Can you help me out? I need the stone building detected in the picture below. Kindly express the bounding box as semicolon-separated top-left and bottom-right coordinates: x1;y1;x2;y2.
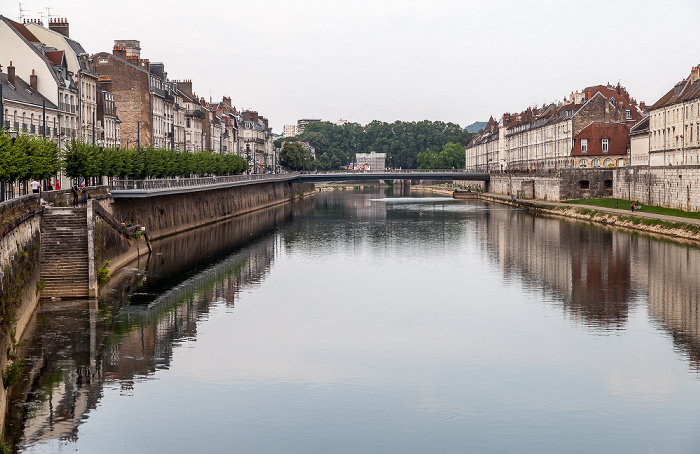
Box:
174;80;205;151
241;110;274;173
572;122;630;168
0;16;79;148
647;64;700;166
26;19;98;143
467;83;645;171
1;64;59;136
96;88;120;147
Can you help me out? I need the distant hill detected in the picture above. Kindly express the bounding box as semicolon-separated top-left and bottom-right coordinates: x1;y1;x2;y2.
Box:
465;121;487;133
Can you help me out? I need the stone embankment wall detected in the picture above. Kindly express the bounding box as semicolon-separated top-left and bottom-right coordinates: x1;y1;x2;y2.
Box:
0;194;43;433
92;202;151;279
614;166;700;211
103;181;313;240
488;170;614;201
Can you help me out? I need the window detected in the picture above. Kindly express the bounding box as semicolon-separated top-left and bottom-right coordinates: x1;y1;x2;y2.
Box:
592;158;600;167
602;139;609;153
625;109;631;120
581;138;588;153
579;158;588;168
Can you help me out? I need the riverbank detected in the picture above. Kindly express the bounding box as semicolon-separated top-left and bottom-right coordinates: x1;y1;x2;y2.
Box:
481;193;700;243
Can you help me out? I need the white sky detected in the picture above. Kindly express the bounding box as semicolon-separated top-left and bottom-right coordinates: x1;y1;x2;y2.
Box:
6;0;700;132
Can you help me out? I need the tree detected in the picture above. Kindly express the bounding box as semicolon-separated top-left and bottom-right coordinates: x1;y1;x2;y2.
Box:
280;142;305;170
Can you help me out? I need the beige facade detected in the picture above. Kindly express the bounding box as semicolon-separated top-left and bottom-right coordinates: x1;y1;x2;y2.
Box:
467;84;644;171
283;124;298;137
0;16;79;149
648;66;700;166
26;21;98;143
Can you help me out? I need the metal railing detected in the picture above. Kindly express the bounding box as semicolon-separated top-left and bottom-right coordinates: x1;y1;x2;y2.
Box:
109;174;292;191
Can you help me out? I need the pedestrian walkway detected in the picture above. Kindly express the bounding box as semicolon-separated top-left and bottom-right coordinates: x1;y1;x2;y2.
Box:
482;193;700;226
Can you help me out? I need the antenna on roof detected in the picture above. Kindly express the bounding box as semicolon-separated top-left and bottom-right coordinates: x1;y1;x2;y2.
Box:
45;6;54;22
18;2;26;21
210;90;212;104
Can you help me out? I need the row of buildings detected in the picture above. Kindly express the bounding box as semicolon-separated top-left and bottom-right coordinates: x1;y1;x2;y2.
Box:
0;16;277;173
466;83;646;171
468;65;700;172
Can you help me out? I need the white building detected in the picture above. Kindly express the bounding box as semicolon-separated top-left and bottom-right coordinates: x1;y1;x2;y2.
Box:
0;16;79;148
283;124;298;137
26;18;98;143
356;151;386;171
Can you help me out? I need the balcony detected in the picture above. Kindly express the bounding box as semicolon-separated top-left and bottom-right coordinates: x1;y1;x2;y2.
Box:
185;109;205;119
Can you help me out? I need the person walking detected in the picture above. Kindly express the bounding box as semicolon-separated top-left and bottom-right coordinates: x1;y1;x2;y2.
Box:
30;178;41;194
80;182;87;207
72;182;79;207
54;180;60;190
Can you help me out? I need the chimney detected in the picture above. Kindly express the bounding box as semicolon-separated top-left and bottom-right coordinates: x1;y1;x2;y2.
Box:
691;65;700;84
113;45;126;59
49;17;69;38
177;79;193;97
8;61;15;86
30;69;37;90
223;96;231;106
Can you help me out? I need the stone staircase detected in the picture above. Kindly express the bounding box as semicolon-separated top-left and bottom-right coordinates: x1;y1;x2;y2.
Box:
40;207;91;299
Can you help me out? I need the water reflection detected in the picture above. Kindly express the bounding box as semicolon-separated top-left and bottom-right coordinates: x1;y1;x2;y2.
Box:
8;189;700;453
6;199;312;450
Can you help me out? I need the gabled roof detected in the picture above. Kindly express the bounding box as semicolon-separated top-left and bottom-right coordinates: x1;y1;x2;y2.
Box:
0;72;58;109
4;17;40;43
44;50;65;66
650;76;700;110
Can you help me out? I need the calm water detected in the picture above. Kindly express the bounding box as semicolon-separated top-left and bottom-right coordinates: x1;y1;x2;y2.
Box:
8;188;700;453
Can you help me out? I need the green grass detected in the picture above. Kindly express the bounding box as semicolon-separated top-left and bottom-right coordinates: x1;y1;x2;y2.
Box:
566;198;700;220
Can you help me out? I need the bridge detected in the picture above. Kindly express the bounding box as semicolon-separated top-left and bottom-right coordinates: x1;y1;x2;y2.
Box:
109;171;490;198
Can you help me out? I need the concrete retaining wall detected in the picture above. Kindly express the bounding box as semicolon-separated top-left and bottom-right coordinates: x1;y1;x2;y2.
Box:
105;181;312;240
614;166;700;211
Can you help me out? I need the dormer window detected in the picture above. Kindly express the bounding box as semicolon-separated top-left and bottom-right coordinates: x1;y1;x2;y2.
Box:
602;139;609;153
581;139;588;153
625;109;631;120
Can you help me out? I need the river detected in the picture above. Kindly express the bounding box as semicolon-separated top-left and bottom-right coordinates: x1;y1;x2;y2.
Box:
6;187;700;453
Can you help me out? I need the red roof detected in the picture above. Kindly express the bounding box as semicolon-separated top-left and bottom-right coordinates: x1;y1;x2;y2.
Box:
44;50;65;66
572;122;630;156
5;17;40;43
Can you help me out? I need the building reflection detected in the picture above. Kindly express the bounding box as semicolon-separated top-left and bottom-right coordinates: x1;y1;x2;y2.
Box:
479;208;632;330
6;200;311;449
644;239;700;372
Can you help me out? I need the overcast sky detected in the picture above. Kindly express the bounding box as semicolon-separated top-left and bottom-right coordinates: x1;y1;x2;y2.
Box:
6;0;700;132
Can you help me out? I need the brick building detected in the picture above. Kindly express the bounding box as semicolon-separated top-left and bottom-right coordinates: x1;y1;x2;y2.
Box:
94;44;151;148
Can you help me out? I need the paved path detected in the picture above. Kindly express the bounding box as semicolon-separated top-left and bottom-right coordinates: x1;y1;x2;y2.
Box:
482;192;700;226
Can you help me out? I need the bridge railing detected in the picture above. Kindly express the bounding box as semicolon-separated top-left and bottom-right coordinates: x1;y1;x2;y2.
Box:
109;174;292;191
108;170;487;191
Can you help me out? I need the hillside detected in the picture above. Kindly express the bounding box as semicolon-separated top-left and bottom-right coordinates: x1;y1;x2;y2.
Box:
465;121;487;133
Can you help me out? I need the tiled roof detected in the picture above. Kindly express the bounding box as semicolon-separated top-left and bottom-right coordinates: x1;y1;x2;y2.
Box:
44;50;64;66
572;122;630;156
0;72;58;109
650;76;700;110
4;17;40;43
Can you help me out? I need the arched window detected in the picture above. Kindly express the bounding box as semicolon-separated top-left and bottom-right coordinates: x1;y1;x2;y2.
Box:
592;158;600;167
617;158;624;167
603;158;612;167
579;158;588;168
